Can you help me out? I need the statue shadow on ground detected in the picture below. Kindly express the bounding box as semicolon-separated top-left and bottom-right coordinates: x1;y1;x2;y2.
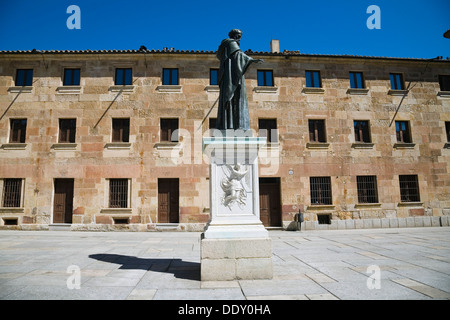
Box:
89;254;200;281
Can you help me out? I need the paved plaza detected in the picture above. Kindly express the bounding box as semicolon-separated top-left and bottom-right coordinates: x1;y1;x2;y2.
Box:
0;227;449;300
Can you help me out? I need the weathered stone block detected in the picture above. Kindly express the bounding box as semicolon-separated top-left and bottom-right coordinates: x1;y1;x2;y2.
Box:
200;237;272;281
236;258;273;280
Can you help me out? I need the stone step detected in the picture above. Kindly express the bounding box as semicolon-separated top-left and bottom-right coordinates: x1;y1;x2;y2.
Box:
155;223;179;231
49;224;72;231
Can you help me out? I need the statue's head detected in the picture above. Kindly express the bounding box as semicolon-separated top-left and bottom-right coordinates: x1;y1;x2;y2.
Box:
228;29;242;40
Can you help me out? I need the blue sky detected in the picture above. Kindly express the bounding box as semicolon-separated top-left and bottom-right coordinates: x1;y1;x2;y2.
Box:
0;0;449;59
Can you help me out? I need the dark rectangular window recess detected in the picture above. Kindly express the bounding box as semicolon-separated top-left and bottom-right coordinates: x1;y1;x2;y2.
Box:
317;214;331;225
113;218;129;225
3;218;18;226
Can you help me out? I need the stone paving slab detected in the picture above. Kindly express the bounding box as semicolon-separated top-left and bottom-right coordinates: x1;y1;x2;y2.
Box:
0;227;449;300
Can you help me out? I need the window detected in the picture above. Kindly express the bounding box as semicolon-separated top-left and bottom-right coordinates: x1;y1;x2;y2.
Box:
2;179;22;208
399;175;420;202
162;68;179;85
209;118;217;130
390;73;404;90
354;120;371;143
257;70;274;86
395;121;412;143
357;176;379;203
310;177;332;205
349;72;365;89
112;118;130;143
305;70;321;88
258;119;277;143
115;68;132;85
15;69;33;86
109;179;128;208
439;75;450;91
63;68;80;86
308;119;326;143
446;122;450;142
160;118;178;142
210;69;219;86
59;119;76;143
317;214;331;225
9;119;27;143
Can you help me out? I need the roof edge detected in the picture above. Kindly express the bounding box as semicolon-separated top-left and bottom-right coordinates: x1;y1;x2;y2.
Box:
0;49;449;63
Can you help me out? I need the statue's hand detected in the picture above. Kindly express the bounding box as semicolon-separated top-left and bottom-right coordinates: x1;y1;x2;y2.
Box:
255;59;264;63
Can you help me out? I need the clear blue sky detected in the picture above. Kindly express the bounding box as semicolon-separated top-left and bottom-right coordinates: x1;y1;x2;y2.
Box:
0;0;449;59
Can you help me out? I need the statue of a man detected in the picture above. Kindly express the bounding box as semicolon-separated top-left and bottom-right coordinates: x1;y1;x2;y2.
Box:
216;29;263;131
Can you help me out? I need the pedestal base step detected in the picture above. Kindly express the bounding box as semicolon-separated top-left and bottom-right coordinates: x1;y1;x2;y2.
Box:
200;237;273;281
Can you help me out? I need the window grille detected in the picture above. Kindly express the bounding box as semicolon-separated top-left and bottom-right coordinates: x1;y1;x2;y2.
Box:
310;177;332;205
357;176;379;203
3;179;22;207
399;175;420;202
109;179;128;208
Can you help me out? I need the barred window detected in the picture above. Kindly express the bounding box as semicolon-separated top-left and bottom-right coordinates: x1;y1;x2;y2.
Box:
310;177;332;205
399;175;420;202
109;179;128;208
2;179;22;208
357;176;379;203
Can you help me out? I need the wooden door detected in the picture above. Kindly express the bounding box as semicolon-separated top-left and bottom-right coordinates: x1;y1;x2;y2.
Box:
158;178;179;223
53;179;74;223
259;178;281;227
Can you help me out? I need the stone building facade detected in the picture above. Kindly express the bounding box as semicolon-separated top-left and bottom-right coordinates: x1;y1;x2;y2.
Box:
0;45;449;231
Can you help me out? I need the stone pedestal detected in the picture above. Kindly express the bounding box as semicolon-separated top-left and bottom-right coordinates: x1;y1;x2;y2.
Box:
201;134;273;280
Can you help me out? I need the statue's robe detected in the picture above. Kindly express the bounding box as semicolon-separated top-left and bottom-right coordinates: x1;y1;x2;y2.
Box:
216;38;254;130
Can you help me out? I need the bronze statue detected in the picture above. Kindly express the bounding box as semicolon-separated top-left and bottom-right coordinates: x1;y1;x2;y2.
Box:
216;29;263;131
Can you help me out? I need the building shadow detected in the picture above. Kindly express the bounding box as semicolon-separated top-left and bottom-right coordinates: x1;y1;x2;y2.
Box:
89;254;200;281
